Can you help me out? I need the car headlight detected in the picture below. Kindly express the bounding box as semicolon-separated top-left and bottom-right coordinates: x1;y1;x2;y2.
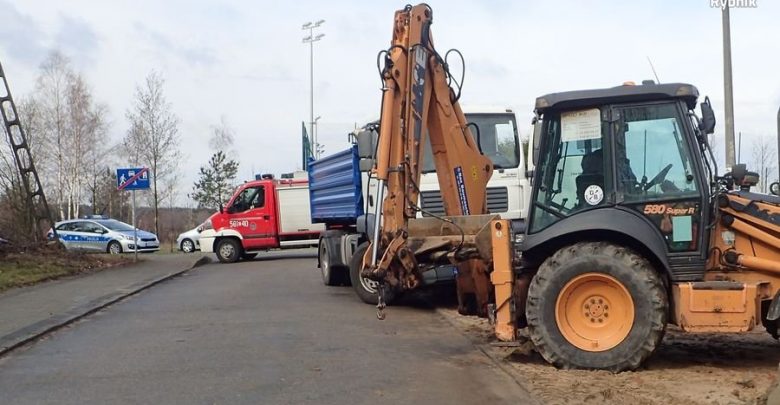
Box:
120;234;136;241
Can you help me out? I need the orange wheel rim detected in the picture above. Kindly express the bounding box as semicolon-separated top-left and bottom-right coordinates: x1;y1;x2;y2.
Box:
555;273;634;352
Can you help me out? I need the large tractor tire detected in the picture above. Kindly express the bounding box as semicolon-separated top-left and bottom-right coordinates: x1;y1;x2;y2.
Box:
526;241;667;372
349;242;395;305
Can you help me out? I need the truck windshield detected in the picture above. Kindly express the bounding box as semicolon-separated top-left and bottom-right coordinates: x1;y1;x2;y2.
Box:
422;113;520;172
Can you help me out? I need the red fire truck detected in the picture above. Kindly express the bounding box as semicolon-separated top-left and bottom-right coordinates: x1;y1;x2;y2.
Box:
199;175;323;263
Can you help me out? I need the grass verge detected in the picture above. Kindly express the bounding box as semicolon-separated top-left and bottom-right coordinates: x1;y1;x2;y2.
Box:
0;247;131;292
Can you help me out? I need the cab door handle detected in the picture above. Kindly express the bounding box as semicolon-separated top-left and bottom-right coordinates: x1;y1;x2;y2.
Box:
263;215;270;220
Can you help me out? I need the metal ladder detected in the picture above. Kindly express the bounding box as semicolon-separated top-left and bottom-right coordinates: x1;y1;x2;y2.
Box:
0;60;58;242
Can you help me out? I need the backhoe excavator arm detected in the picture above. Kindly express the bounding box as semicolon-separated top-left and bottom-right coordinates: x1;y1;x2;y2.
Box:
362;4;497;315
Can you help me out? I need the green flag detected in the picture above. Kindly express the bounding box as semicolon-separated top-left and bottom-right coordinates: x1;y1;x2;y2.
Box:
302;122;313;170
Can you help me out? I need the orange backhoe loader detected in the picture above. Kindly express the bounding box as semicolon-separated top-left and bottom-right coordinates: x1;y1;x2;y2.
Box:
360;3;780;372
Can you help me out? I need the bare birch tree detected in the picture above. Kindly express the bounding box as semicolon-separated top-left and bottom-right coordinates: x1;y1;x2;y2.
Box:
124;71;181;235
209;115;236;157
23;51;110;220
750;135;778;193
34;51;73;219
62;74;109;218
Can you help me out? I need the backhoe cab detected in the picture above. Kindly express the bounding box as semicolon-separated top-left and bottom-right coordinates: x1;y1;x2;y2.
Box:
508;81;780;371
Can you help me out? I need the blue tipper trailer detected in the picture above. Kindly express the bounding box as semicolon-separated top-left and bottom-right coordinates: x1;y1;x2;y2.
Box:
308;144;455;302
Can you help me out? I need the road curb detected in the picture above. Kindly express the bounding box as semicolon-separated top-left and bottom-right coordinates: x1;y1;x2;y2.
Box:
434;307;541;404
0;256;213;358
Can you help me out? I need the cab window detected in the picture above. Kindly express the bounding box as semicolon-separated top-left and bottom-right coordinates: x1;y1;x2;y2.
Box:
232;186;265;213
422;113;520;172
530;108;608;232
615;103;698;201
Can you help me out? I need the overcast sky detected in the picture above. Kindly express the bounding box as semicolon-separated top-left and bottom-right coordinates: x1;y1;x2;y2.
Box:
1;0;778;205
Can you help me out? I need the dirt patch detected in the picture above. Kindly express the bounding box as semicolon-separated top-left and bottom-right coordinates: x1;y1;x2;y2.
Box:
0;245;131;292
440;308;780;405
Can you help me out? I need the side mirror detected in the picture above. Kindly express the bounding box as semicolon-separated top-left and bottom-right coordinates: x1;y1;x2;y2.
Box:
359;158;375;172
771;182;780;196
731;163;747;180
356;129;377;159
531;116;542;166
699;97;716;135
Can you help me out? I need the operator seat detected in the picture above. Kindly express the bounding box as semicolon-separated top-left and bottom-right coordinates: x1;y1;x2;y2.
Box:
576;148;604;208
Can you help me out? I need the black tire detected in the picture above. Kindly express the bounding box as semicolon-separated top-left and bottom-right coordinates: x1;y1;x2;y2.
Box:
349;242;395;305
319;240;347;286
107;241;123;255
215;238;242;263
241;252;258;260
761;301;779;339
526;241;667;372
180;238;195;253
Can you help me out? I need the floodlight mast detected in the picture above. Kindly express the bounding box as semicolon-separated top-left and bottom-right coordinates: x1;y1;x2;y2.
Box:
302;20;325;158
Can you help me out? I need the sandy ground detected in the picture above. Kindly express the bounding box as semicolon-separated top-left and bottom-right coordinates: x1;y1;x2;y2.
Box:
440;309;780;405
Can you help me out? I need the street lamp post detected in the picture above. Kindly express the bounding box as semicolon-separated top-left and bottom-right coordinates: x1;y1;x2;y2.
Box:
722;5;736;170
314;116;322;158
302;20;325;159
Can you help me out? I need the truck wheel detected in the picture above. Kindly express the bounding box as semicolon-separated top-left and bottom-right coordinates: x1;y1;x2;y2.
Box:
215;238;242;263
319;241;346;286
349;242;395;305
526;241;667;372
761;301;779;339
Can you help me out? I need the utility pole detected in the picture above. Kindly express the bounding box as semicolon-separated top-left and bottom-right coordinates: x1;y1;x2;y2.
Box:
302;20;325;159
777;105;780;183
722;5;736;170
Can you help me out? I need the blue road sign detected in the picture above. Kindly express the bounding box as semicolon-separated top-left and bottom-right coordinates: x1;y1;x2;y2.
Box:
117;167;150;191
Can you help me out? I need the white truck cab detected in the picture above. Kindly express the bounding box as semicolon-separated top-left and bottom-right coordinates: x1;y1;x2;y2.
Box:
417;107;530;231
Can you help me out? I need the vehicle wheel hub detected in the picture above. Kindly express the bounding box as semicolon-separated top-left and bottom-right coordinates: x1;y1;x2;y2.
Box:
220;244;234;258
360;276;378;293
555;273;634;352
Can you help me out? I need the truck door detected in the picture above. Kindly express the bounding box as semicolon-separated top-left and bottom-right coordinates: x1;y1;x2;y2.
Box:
227;184;276;249
612;102;707;262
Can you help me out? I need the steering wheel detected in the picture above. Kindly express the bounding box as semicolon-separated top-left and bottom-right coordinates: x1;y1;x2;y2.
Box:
644;164;673;191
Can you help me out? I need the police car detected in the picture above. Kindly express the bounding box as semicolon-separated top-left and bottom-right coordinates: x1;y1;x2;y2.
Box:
48;216;160;254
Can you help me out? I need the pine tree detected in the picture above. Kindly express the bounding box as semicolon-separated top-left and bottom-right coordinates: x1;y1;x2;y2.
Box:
189;151;239;209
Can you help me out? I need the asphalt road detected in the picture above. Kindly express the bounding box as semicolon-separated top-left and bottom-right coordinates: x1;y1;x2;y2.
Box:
0;250;530;404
